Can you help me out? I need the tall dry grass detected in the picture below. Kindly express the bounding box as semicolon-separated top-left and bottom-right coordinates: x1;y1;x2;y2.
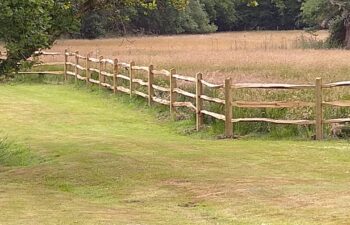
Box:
46;30;350;85
4;30;347;85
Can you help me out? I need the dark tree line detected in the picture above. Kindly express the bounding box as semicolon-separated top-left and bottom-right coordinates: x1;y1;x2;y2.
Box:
79;0;303;38
78;0;350;48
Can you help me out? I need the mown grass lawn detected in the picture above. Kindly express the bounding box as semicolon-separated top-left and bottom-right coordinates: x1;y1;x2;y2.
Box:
1;84;350;225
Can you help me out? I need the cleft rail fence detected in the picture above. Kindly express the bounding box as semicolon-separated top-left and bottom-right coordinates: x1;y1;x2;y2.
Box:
9;50;350;140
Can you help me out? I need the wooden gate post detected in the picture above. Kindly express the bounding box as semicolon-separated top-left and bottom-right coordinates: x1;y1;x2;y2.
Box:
129;61;135;97
170;68;177;116
196;73;203;131
86;53;91;86
64;49;68;82
225;78;233;138
315;77;323;140
148;65;154;106
74;51;79;84
113;59;118;94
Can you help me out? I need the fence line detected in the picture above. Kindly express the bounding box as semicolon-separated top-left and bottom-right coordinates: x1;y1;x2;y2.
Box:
10;50;350;140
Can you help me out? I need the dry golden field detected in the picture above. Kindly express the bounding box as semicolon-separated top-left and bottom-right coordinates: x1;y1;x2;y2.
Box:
44;30;350;86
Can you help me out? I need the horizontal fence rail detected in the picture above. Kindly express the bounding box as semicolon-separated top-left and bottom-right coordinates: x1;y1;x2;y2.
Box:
10;50;350;140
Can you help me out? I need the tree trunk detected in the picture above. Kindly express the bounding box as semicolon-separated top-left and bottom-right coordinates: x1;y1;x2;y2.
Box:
345;20;350;49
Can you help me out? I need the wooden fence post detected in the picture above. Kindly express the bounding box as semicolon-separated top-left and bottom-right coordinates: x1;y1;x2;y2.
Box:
225;78;233;138
64;49;68;82
86;53;91;86
148;65;154;106
103;61;107;84
99;56;103;89
170;68;177;116
113;59;118;94
129;61;135;97
315;77;323;140
196;73;203;131
74;51;79;84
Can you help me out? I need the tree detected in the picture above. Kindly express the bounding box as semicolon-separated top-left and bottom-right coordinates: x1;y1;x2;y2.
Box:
0;0;189;76
201;0;237;31
302;0;350;48
122;0;215;35
80;12;106;39
0;0;75;75
232;0;302;31
234;0;281;30
179;0;217;33
273;0;303;29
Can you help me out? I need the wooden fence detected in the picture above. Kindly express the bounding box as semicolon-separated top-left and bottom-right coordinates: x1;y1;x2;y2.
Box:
11;50;350;140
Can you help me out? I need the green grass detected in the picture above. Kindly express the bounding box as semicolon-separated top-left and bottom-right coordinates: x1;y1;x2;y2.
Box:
0;136;42;166
1;83;350;224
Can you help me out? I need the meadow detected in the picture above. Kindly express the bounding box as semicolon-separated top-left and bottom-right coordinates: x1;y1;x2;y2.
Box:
1;84;350;225
44;30;345;84
30;30;350;138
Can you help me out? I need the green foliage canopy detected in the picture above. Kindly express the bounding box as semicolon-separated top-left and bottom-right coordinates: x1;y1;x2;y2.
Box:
302;0;350;47
0;0;75;75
